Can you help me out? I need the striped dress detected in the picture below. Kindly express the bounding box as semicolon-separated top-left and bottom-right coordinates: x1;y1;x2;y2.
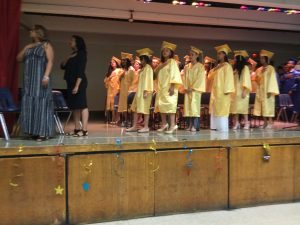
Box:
20;43;54;137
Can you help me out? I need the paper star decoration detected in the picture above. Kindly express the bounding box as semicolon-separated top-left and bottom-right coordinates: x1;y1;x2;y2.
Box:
54;185;64;195
82;182;90;191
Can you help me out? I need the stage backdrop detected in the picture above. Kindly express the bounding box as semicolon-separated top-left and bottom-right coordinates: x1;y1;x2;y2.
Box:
0;0;21;132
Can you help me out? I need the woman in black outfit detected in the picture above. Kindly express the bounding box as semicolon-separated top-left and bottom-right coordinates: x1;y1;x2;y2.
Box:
61;35;89;136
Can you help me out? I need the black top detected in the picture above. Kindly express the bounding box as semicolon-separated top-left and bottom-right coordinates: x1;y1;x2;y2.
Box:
61;51;87;90
61;50;88;110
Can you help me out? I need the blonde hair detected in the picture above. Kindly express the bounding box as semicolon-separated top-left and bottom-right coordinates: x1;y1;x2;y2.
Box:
32;24;48;42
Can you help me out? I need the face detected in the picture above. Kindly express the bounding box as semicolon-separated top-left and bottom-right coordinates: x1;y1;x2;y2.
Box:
121;58;127;67
152;59;159;68
259;56;267;65
217;51;225;61
29;26;38;39
162;48;172;59
287;61;295;68
111;60;117;69
69;37;76;50
140;58;147;67
189;50;198;62
134;61;140;70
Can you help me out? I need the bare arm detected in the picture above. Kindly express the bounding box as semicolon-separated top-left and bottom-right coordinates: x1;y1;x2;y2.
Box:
42;43;54;87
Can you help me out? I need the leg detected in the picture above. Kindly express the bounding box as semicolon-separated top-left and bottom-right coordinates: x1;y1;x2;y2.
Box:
161;113;167;126
126;112;138;132
243;114;250;129
73;109;81;130
232;114;238;129
169;113;176;128
143;114;149;129
81;108;89;131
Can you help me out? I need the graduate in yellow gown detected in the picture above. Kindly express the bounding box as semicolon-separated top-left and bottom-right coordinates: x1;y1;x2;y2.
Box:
183;46;206;132
204;56;216;92
230;50;252;130
209;44;235;132
154;41;182;134
253;50;279;129
248;58;258;93
118;52;135;126
179;55;191;94
104;56;122;123
126;48;154;133
151;56;160;93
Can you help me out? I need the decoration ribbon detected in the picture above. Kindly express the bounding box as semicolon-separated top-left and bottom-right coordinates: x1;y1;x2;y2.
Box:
149;139;159;172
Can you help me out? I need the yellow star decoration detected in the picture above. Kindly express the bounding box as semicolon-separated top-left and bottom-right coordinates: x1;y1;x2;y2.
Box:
54;185;64;195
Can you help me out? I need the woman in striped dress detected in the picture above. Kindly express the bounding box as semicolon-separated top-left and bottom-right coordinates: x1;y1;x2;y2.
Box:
17;25;55;141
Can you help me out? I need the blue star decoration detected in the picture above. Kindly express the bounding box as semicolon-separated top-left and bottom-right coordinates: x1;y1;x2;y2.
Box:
82;182;90;192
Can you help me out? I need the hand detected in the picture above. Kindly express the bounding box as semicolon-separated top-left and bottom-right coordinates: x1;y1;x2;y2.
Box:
267;93;272;98
186;88;193;94
143;91;148;99
242;90;247;99
42;76;49;87
169;87;174;96
72;86;79;95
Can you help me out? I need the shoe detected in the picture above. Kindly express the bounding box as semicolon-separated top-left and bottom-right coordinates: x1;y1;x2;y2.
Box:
65;129;81;136
265;124;273;129
36;136;49;142
232;123;240;130
74;130;88;137
138;127;149;133
157;124;169;132
243;123;250;130
190;127;197;132
165;125;178;134
185;127;191;131
126;127;138;132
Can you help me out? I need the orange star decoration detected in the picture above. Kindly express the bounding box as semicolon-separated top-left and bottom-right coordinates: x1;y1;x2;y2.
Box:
54;185;64;195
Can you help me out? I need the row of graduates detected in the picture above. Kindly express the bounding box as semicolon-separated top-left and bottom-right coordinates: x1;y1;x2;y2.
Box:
104;41;279;133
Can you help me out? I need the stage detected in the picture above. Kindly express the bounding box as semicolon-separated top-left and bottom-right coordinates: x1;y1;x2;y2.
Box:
0;122;300;225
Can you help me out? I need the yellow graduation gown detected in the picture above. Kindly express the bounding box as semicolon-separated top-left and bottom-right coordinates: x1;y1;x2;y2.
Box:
155;59;182;113
253;65;279;117
118;68;135;112
230;66;252;114
128;70;139;93
178;67;187;94
104;68;122;111
209;62;235;117
183;62;206;117
131;64;153;114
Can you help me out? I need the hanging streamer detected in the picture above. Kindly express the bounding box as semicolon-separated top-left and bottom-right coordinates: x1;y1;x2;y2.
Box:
149;139;159;172
262;143;271;162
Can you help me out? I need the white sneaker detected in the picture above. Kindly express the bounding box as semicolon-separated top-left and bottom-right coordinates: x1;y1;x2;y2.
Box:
165;125;178;134
157;124;169;132
138;127;149;133
126;127;138;132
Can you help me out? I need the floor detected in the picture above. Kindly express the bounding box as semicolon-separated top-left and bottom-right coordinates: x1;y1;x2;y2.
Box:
1;121;300;148
90;202;300;225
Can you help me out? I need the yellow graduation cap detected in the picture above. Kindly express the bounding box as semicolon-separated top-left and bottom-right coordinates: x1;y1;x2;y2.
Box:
234;50;249;58
161;41;177;51
184;55;191;62
204;56;216;63
136;48;154;57
121;52;133;60
190;46;203;55
214;44;232;55
111;56;121;65
260;49;274;59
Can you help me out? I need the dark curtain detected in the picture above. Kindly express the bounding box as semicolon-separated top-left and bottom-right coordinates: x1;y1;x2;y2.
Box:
0;0;21;133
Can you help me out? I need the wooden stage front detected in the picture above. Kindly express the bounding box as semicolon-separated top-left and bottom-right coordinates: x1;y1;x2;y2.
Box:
0;123;300;225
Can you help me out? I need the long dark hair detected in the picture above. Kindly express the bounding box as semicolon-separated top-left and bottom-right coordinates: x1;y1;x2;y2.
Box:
122;58;132;70
106;59;121;77
217;51;229;64
234;55;247;79
161;49;175;63
72;35;86;53
140;55;152;66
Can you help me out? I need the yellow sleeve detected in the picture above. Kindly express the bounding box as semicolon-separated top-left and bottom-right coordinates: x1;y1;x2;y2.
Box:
142;65;154;92
191;64;206;93
266;66;279;95
127;69;135;86
241;66;252;92
223;63;235;94
169;59;182;88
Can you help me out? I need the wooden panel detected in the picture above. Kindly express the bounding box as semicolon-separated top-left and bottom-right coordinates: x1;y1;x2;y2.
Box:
230;145;297;208
0;156;66;225
155;148;228;214
294;148;300;200
68;152;154;224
